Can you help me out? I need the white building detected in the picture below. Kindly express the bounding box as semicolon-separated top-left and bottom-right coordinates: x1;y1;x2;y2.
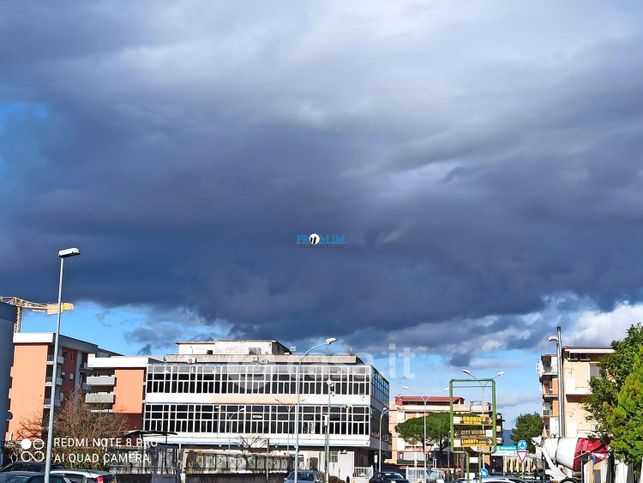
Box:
141;340;390;480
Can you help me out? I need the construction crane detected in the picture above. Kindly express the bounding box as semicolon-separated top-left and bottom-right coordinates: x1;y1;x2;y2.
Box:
0;296;74;332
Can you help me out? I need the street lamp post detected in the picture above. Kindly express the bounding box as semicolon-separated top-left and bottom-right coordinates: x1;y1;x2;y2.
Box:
227;407;247;450
325;379;335;483
44;248;81;483
294;338;336;483
402;386;449;482
274;398;295;454
548;327;565;437
378;407;390;473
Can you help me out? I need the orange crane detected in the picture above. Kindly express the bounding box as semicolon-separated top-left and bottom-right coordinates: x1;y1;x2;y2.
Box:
0;296;74;332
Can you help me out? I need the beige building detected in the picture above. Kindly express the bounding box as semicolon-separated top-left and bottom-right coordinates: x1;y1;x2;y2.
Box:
537;346;613;438
388;396;503;467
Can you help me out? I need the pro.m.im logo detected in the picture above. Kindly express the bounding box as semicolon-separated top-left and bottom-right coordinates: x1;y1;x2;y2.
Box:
296;233;346;247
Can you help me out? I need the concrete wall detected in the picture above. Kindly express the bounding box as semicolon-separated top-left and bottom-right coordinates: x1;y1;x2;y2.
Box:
0;304;16;444
7;343;49;439
114;367;145;429
186;474;288;483
178;341;279;356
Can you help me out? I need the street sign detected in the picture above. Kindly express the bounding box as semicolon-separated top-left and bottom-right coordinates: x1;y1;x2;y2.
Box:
455;429;489;436
492;445;517;457
517;450;529;462
458;437;494;447
452;411;495;451
449;378;498;455
517;440;528;451
480;468;489;478
453;415;493;425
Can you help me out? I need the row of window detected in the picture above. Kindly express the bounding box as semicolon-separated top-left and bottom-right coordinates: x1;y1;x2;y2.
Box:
145;364;382;399
372;369;389;405
143;403;373;436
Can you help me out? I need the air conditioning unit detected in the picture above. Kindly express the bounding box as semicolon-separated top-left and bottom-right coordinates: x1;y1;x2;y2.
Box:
251;355;259;362
188;357;197;364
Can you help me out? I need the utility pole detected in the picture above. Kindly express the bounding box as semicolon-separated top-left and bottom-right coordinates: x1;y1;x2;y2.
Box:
266;438;270;483
556;326;565;437
325;379;335;483
548;327;565;437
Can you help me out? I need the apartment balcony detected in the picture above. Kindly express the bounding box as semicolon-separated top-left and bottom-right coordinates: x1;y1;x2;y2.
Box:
45;376;63;386
86;375;116;386
543;390;557;398
537;361;557;378
566;387;591;396
565;380;591;396
46;355;64;365
542;408;555;417
85;392;115;404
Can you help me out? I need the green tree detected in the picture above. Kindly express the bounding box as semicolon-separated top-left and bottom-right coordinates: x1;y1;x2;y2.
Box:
511;413;543;452
606;347;643;465
583;324;643;438
396;413;451;458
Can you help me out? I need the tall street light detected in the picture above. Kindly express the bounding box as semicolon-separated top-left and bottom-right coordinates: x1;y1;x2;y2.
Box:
294;338;336;483
378;407;390;473
274;398;297;454
324;379;336;483
44;247;81;483
548;326;565;437
401;386;449;482
226;406;247;450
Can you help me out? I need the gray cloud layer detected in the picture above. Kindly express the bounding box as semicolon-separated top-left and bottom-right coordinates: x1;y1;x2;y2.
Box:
2;1;643;356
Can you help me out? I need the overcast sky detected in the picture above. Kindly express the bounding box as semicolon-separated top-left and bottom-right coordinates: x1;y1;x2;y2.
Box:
3;1;643;424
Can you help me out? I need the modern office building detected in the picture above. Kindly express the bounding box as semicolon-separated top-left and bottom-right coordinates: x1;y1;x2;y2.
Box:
537;346;613;437
88;339;391;480
389;395;503;467
6;332;116;440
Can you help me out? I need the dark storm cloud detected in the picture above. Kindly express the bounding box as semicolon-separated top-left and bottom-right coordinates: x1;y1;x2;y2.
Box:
2;1;643;356
448;353;472;368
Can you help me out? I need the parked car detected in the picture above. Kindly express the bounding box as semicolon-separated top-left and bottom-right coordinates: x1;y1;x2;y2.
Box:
464;479;516;483
0;472;72;483
51;469;116;483
1;463;64;473
284;471;323;483
503;478;529;483
369;471;409;483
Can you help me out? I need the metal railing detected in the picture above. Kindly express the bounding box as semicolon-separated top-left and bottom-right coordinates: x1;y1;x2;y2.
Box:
183;450;291;474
